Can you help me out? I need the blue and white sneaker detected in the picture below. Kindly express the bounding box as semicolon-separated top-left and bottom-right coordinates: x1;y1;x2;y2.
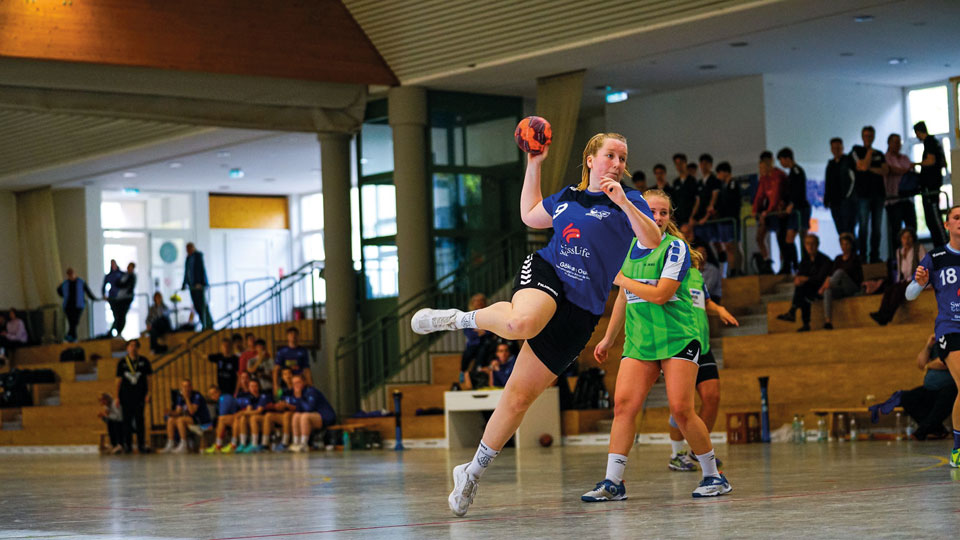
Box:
668;451;698;472
448;463;479;517
581;479;627;502
235;444;251;454
692;474;733;498
272;443;288;452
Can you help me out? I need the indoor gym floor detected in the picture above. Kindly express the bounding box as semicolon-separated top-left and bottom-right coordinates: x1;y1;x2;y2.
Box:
0;442;957;539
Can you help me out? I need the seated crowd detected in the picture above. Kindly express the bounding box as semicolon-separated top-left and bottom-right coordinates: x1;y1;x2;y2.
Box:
99;326;335;454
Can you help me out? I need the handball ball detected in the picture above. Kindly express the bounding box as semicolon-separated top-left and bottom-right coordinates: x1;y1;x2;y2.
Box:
515;116;552;155
539;433;553;447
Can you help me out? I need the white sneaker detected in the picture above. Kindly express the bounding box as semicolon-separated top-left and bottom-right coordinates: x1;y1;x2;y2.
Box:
188;424;205;437
172;442;188;454
411;308;461;335
289;443;305;453
158;442;175;454
448;463;479;517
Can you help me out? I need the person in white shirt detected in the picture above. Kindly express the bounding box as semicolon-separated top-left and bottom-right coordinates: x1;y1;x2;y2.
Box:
0;308;29;359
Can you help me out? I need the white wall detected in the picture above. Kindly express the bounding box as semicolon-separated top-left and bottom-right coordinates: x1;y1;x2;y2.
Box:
0;191;24;308
606;75;767;177
763;74;904;179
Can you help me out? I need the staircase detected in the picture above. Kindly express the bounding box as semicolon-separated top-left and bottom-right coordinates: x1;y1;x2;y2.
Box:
336;229;548;412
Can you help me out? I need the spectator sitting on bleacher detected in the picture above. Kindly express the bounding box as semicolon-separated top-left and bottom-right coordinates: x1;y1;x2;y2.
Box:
97;392;124;455
818;232;863;330
204;383;240;453
693;242;723;304
236;378;272;453
245;338;272;394
208;338;239;395
460;293;498;389
870;228;926;326
274;327;311;389
159;378;210;454
776;234;833;332
289;374;336;453
486;341;517;388
262;367;297;451
145;292;172;355
0;308;28;355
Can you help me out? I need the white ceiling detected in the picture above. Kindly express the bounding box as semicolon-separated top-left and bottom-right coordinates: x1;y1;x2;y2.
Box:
4;0;958;195
55;130;329;195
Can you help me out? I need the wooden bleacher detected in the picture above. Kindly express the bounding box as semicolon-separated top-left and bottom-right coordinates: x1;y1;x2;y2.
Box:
0;319;320;447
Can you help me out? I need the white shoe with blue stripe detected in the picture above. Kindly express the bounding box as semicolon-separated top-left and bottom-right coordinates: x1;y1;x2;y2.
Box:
692;473;732;498
581;479;627;502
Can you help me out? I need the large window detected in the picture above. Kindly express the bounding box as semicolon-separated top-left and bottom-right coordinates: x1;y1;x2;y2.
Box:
905;83;958;240
357;101;399;299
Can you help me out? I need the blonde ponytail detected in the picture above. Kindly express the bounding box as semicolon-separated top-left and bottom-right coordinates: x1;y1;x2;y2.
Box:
644;189;704;269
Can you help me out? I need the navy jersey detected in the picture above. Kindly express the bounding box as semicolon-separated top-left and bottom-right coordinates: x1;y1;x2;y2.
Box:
275;346;310;374
173;390;211;424
235;391;254;410
538;186;654;315
279;388;297;406
918;245;960;338
247;392;272;411
218;394;238;416
294;386;336;424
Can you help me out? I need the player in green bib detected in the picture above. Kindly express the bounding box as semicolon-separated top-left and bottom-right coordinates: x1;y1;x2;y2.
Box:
667;248;739;472
583;189;733;502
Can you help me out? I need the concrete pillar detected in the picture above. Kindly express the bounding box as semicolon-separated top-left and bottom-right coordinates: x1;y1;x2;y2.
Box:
317;131;357;415
389;86;432;304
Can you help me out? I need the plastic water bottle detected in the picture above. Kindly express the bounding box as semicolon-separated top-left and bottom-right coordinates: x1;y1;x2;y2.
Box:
342;429;350;452
895;411;903;441
792;415;801;443
905;419;915;439
849;417;858;441
836;413;846;441
799;417;806;443
817;416;828;442
602;391;610;409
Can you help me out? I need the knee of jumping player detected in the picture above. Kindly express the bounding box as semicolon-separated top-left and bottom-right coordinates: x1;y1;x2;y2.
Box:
503;314;540;339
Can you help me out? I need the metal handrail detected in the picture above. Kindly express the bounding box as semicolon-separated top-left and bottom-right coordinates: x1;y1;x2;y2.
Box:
241;277;278;326
335;229;547;409
147;260;324;428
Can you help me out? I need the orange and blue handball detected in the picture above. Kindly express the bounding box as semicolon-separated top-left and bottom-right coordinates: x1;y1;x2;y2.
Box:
514;116;552;155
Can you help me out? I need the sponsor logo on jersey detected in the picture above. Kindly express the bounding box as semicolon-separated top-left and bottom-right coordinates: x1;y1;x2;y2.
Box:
553;203;569;219
586;208;612;220
559;244;591;258
562;223;581;243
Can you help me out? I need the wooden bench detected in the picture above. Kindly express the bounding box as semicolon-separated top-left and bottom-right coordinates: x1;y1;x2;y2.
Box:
97;428;166;453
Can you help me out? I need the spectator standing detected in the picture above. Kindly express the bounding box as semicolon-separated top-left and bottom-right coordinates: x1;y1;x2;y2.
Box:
776;234;833;332
208;338;239;395
693;154;721;225
851;126;888;263
884;134;918;257
913;121;948;247
824;137;857;235
714;162;742;276
274;327;311;389
870;228;926;326
115;340;152;453
102;260;124;336
777;148;810;273
145;292;172;355
111;262;136;338
58;268;97;342
671;153;699;225
245;338;272;394
751;160;782;274
630;170;647;191
237;333;257;375
182;243;213;330
818;233;863;330
651;163;672;196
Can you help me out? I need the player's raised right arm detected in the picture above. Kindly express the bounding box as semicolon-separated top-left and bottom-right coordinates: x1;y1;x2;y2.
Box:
520;148;553;229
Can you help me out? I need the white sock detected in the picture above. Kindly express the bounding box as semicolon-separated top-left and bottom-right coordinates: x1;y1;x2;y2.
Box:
670;440;685;457
605;453;628;483
216;437;223;447
231;437;237;446
240;434;248;446
455;310;477;329
297;435;306;445
697;449;719;478
282;433;290;445
465;440;499;479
